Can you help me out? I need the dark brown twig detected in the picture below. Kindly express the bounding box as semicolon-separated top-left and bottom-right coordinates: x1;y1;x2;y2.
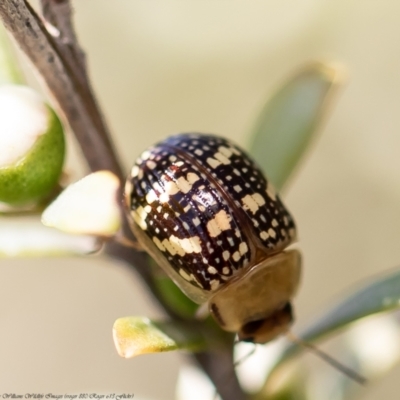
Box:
0;2;246;399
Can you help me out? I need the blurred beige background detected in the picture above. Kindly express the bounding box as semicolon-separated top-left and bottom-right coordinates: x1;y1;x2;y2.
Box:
1;1;400;399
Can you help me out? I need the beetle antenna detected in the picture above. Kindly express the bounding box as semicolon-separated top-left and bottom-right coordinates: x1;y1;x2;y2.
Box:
286;332;367;385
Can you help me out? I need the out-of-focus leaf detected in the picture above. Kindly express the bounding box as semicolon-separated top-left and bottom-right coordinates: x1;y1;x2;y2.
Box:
263;267;400;392
154;274;199;318
254;373;308;400
0;24;24;85
248;61;344;191
113;316;208;358
150;253;198;318
0;219;99;257
42;171;121;237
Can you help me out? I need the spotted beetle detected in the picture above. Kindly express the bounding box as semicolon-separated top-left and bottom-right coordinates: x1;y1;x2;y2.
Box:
124;133;301;343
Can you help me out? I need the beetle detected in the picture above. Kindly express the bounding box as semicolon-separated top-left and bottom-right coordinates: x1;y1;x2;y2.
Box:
124;133;301;344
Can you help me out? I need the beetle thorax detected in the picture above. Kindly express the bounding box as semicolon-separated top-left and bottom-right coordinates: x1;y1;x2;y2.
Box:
209;250;301;343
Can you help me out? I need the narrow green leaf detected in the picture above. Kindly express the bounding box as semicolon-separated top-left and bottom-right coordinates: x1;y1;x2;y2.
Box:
113;317;208;358
264;267;400;387
297;268;400;344
248;61;343;191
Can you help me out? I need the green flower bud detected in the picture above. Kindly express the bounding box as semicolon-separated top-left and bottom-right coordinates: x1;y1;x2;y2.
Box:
0;85;65;205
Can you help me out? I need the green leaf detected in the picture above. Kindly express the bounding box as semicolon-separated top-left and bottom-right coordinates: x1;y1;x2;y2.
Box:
264;267;400;388
248;61;343;191
113;316;208;358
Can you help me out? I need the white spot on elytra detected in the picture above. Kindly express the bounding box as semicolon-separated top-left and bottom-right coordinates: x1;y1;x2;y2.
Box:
147;160;156;169
232;251;240;261
214;152;231;165
206;210;232;237
218;146;233;158
183;222;190;230
131;165;139;177
222;267;230;275
195;149;203;156
179;269;203;288
153;182;162;192
208;266;218;274
260;231;269;240
193;217;201;226
176;173;200;194
241;193;266;214
132;206;148;230
239;242;248;255
140;150;151;160
233;185;242;193
153;236;165;251
272;219;278;227
159;235;202;257
159;180;179;203
207;157;222;169
210;280;220;290
268;228;276;238
187;172;199;183
223;251;230;261
146;189;158;204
